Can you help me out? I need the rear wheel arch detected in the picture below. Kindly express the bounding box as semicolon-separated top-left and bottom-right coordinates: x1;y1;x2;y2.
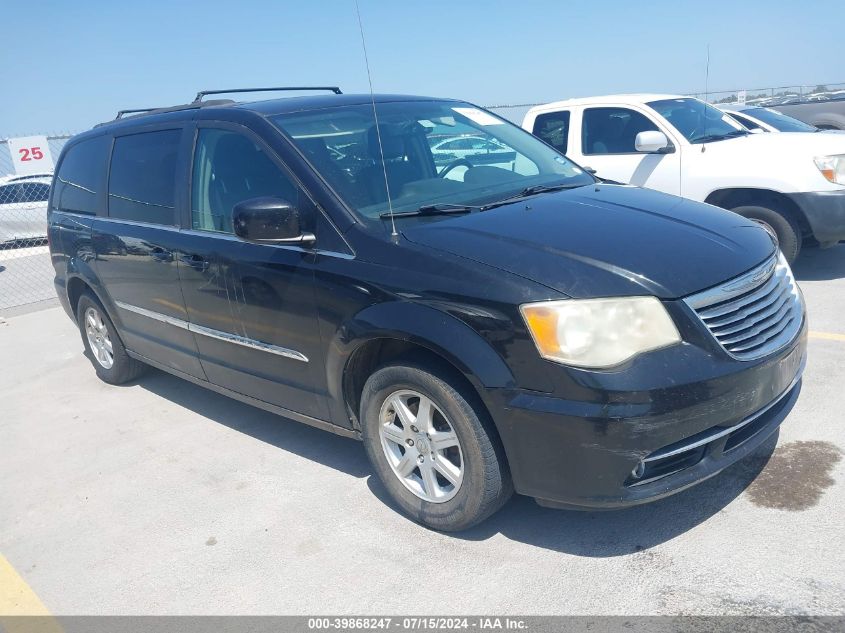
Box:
66;276;91;317
66;276;125;338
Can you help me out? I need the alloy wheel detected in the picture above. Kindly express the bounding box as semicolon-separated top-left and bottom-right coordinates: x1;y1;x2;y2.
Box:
84;306;114;369
378;389;464;503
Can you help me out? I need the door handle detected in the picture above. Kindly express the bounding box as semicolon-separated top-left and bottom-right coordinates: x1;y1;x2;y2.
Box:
150;246;173;262
179;253;210;272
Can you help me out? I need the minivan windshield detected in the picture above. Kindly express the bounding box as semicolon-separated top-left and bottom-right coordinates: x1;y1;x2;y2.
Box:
648;97;748;144
271;100;594;224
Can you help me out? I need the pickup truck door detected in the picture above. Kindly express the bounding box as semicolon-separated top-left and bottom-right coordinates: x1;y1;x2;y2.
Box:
570;105;682;196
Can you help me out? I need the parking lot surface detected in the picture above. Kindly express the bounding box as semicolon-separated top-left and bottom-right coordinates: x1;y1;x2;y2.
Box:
0;244;55;311
1;246;844;615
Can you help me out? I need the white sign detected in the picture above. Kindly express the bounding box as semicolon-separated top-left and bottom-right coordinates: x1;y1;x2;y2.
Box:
8;135;54;176
737;90;747;105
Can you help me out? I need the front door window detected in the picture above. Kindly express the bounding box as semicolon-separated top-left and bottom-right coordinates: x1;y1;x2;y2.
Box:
191;129;299;234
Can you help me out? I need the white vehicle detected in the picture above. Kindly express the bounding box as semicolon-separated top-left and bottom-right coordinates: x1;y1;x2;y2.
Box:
717;104;821;134
0;173;52;245
523;94;845;261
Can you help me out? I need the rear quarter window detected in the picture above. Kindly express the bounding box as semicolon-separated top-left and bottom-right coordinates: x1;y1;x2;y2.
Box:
108;130;181;225
532;111;571;154
53;136;110;215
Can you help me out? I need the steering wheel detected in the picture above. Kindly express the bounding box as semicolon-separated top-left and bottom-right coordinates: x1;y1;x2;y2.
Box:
438;158;474;178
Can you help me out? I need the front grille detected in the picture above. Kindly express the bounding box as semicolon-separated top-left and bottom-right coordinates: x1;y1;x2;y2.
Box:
684;254;803;361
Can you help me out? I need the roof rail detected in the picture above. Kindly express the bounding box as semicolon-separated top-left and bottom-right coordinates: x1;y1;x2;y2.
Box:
106;99;235;125
115;108;158;119
193;86;342;102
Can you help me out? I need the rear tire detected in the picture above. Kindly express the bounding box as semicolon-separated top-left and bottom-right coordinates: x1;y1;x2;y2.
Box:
360;362;512;531
731;204;801;264
77;292;146;385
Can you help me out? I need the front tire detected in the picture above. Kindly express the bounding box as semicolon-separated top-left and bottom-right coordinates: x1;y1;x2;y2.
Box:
77;292;146;385
360;362;512;531
731;204;801;264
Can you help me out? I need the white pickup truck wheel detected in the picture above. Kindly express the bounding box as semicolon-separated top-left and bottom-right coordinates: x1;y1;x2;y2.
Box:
731;205;801;264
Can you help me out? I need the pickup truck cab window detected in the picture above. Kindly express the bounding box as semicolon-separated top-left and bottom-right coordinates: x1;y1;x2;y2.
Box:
532;110;571;154
582;107;659;155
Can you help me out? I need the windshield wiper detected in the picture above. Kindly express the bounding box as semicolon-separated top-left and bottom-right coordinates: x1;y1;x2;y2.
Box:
480;182;587;210
377;183;587;219
379;203;477;219
694;129;749;143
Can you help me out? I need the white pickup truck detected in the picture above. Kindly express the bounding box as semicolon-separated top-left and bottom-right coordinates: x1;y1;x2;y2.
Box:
522;94;845;262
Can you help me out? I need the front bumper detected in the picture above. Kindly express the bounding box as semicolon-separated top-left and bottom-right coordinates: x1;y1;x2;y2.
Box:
789;189;845;245
484;319;807;509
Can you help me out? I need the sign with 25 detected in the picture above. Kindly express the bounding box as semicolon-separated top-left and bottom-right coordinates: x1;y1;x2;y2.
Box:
8;135;54;176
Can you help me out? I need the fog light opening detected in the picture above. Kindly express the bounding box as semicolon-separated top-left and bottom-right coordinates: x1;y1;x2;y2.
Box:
631;460;646;480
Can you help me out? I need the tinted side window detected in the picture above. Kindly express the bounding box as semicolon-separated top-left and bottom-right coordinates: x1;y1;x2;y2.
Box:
19;182;50;203
0;184;21;204
191;129;298;234
54;136;110;214
533;111;570;154
109;130;181;225
582;107;658;155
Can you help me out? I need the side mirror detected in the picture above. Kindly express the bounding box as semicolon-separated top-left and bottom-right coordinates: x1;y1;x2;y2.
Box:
232;197;315;247
635;130;672;154
749;128;767;134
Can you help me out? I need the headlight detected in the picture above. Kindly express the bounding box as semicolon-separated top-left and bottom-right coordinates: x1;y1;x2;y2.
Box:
520;297;681;368
814;154;845;185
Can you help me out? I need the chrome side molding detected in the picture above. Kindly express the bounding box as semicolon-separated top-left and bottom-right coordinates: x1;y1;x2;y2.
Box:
114;301;309;363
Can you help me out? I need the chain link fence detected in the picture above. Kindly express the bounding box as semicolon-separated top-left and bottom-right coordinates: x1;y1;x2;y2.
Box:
0;134;71;311
485;82;845;120
689;81;845;106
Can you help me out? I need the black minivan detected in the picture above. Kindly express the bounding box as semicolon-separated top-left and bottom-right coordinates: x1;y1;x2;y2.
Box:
49;88;807;530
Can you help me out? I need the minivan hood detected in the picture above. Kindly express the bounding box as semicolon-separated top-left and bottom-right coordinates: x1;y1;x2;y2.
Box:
402;184;776;299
